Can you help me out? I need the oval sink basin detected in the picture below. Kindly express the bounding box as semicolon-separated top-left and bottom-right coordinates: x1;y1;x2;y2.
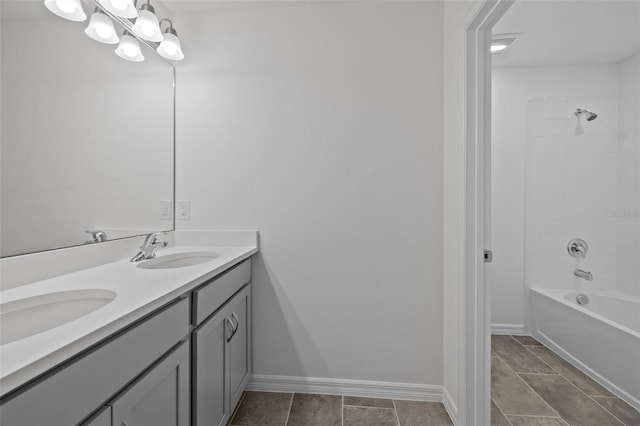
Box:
0;289;117;345
137;252;220;270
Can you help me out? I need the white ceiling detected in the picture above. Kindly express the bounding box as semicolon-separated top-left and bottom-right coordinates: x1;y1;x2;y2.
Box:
493;0;640;67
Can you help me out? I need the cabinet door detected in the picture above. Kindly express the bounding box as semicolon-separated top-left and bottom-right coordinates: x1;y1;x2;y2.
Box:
193;304;232;426
228;286;252;412
111;341;190;426
193;284;252;426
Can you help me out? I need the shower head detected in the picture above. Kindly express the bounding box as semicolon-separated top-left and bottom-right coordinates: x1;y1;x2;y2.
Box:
575;108;597;121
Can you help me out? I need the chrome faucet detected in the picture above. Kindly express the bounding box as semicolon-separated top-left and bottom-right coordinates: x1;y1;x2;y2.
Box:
85;229;108;243
130;232;168;262
574;269;593;281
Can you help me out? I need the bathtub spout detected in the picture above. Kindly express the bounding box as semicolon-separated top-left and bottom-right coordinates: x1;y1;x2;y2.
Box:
574;269;593;281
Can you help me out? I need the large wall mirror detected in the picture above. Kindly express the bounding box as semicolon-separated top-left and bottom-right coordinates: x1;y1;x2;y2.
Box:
1;0;174;257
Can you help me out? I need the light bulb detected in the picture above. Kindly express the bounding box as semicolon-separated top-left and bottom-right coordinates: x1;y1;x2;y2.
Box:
157;31;184;61
132;6;163;42
56;0;75;13
97;0;137;19
110;0;127;10
44;0;87;21
85;11;119;44
123;46;137;57
115;33;144;62
141;25;155;38
95;26;112;39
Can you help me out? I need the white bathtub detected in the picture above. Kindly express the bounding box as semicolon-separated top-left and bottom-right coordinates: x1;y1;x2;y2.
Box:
530;288;640;411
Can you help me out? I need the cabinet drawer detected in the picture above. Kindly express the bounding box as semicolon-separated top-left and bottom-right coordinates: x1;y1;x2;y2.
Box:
193;259;251;325
0;298;190;426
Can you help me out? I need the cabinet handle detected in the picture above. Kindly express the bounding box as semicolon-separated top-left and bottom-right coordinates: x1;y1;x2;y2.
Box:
226;317;235;342
231;312;239;334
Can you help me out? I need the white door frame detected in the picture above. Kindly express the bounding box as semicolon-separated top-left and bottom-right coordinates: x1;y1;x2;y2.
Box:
462;1;513;425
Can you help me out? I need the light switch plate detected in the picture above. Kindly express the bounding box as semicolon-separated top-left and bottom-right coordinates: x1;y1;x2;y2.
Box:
177;200;190;220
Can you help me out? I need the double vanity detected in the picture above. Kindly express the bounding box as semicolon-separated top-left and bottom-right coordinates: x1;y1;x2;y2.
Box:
0;231;258;426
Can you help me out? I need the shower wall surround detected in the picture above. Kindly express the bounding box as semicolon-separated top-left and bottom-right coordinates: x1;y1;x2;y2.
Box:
491;62;640;331
525;94;619;292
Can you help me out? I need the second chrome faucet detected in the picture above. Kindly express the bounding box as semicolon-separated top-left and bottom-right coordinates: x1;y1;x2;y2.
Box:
131;231;168;262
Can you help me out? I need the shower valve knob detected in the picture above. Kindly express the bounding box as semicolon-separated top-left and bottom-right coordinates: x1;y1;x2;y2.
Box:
567;238;588;258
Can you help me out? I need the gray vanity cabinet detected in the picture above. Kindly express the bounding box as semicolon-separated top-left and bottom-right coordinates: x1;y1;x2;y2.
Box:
0;258;254;426
227;286;251;412
0;298;190;426
193;305;230;426
193;285;252;426
111;341;190;426
192;261;252;426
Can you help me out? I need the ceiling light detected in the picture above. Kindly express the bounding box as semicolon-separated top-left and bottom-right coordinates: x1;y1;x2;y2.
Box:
132;1;163;42
85;9;120;44
157;19;184;61
491;44;508;53
97;0;138;19
491;33;523;55
44;0;87;21
115;31;144;62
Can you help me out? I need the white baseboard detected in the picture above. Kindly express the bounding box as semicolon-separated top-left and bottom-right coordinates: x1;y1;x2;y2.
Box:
491;323;525;335
248;374;443;402
442;387;458;426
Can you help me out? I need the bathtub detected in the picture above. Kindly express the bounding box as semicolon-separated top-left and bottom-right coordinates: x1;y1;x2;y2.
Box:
530;288;640;410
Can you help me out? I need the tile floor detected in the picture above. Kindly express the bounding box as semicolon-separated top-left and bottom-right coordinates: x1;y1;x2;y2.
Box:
229;334;640;426
491;335;640;426
229;392;453;425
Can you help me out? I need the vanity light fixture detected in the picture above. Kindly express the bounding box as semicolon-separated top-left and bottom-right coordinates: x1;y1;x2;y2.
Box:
157;19;184;61
115;31;144;62
85;8;120;44
132;0;163;42
44;0;87;21
97;0;138;19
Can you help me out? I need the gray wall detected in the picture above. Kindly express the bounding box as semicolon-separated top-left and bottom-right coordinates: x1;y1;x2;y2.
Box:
174;1;445;386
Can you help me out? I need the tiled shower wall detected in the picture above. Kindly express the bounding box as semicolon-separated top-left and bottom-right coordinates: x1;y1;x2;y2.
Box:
616;53;640;297
492;62;640;331
524;95;620;293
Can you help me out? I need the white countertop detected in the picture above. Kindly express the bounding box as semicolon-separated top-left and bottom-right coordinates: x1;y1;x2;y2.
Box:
0;235;258;396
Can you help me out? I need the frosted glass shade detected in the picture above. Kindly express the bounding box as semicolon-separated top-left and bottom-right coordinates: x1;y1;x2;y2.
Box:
132;8;163;42
44;0;86;21
85;12;119;44
115;34;144;62
157;33;184;60
97;0;138;19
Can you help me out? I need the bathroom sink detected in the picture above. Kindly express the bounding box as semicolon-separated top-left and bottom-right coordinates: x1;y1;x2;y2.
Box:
0;289;117;345
136;252;220;269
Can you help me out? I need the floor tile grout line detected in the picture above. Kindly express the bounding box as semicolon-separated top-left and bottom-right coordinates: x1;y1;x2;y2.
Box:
514;337;628;426
343;404;397;410
521;339;615;399
284;392;294;426
505;414;570;426
494;350;564;420
504;413;564;418
491;396;514;426
391;399;401;426
503;335;557;374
